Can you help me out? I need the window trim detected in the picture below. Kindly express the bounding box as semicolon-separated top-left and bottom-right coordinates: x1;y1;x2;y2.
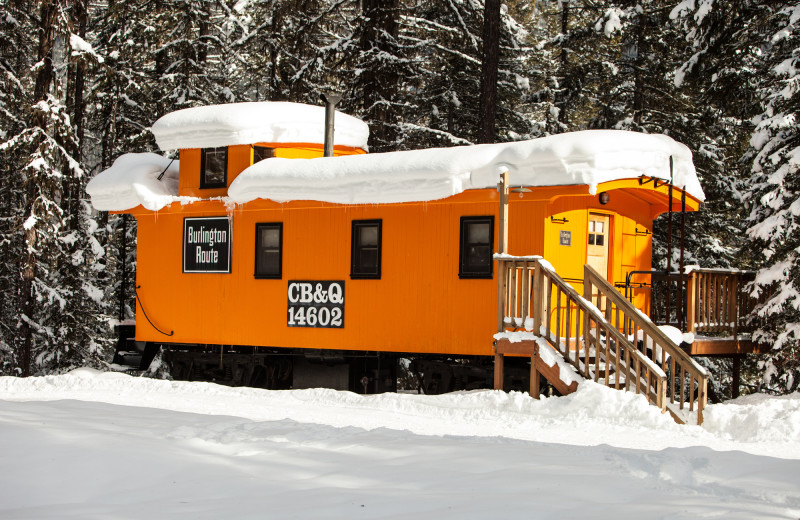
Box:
350;219;382;279
200;147;228;189
254;222;283;279
459;216;495;279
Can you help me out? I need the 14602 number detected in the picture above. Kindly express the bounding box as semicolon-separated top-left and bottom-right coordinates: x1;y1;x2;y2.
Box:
287;306;343;327
286;281;345;329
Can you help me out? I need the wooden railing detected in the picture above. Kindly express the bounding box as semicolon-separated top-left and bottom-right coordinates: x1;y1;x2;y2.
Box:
584;265;708;425
498;257;668;416
622;268;762;338
685;268;759;337
497;256;709;425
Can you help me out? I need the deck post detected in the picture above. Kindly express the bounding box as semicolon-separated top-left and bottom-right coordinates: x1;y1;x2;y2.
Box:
498;171;509;254
530;343;540;399
686;272;697;334
497;264;507;332
532;263;543;335
494;351;504;390
698;376;708;426
496;172;509;333
494;173;510;393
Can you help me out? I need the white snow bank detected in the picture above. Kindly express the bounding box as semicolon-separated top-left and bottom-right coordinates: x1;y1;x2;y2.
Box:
85;153;196;211
702;392;800;444
2;370;799;459
229;130;703;205
87;130;702;211
151;101;370;151
4;397;799;519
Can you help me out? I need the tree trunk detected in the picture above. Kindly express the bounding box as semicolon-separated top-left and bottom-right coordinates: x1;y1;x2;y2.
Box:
64;0;87;231
478;0;501;144
20;0;57;376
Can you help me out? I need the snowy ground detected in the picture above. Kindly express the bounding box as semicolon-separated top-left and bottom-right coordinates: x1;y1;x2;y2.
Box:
1;370;799;519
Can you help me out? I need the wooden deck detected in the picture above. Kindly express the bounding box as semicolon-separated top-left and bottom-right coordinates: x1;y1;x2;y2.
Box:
626;267;770;356
493;257;772;418
687;337;770;356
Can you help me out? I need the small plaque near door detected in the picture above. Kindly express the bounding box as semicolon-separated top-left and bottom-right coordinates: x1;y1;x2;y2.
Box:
560;230;571;246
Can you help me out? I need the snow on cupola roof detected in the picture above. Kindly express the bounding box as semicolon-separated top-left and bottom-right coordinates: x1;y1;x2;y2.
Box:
150;101;370;151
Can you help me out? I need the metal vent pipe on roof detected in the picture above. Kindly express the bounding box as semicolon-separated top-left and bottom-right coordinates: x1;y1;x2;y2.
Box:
320;93;342;157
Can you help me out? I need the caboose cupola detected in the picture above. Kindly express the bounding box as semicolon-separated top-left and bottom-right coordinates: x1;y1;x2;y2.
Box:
152;101;370;199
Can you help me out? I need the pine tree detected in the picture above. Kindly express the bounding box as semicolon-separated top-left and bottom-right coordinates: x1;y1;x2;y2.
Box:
1;0;113;375
397;0;535;149
741;2;800;392
0;1;36;373
671;0;800;392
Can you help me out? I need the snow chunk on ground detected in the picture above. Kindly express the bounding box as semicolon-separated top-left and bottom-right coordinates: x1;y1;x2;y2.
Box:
229;130;702;205
86;153;196;211
703;392;800;444
151;101;370;151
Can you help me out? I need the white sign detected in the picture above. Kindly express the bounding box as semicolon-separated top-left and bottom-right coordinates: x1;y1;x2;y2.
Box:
183;217;231;273
287;281;344;328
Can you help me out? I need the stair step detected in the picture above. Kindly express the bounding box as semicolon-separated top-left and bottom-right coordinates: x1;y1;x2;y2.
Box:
598;375;627;386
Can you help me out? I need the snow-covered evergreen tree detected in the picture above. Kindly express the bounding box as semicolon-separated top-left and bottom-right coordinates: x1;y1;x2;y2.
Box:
1;0;112;375
742;2;800;392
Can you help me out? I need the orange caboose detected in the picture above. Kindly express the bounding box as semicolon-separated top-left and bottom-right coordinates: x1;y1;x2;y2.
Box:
88;101;704;393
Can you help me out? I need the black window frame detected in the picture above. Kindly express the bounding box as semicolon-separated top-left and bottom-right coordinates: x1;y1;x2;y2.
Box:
459;216;494;279
253;145;275;164
254;222;283;279
350;219;382;279
200;147;228;189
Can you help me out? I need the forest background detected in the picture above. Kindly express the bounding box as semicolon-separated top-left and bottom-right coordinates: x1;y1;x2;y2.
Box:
1;0;798;396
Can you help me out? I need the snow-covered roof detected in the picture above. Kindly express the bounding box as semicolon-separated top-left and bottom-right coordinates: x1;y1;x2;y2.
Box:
87;130;703;212
228;130;704;204
150;101;370;151
86;153;196;211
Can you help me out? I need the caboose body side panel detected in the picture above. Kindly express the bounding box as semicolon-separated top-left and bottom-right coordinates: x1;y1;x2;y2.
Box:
132;182;668;356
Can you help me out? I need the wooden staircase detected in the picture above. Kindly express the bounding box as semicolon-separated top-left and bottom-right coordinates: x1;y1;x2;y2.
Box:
493;256;709;425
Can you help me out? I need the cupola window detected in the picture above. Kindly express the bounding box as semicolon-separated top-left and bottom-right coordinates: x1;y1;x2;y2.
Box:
200;147;228;189
253;146;275;163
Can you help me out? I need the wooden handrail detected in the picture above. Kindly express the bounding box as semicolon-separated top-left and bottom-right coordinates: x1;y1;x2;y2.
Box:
496;256;668;416
495;256;709;425
584;264;708;425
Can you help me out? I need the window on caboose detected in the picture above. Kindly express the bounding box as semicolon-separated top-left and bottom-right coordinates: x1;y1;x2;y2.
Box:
255;223;282;279
459;216;494;279
200;147;228;189
351;220;382;279
253;146;275;164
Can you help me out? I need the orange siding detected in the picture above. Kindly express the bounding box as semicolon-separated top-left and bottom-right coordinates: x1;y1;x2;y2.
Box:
135;163;681;356
135;192;503;356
